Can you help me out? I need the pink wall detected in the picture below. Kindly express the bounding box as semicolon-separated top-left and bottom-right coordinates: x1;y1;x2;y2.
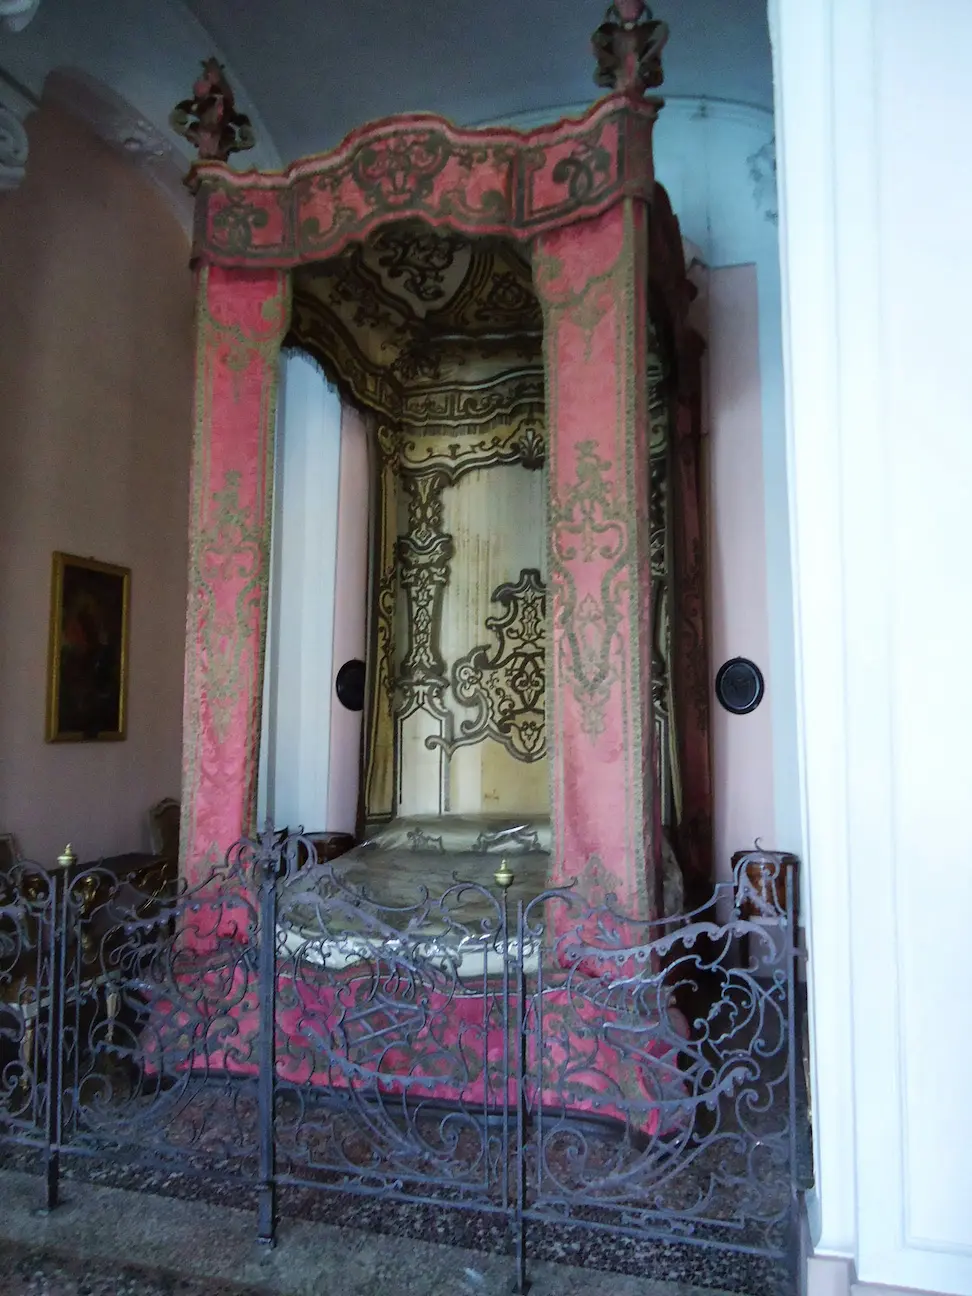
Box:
326;403;370;833
705;264;777;882
0;102;193;865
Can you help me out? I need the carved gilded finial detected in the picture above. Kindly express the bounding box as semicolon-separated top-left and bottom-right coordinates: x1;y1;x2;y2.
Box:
592;1;668;97
494;857;515;891
57;843;77;869
170;57;255;162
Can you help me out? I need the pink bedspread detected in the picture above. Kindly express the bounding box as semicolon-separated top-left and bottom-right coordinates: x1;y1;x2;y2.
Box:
142;955;689;1137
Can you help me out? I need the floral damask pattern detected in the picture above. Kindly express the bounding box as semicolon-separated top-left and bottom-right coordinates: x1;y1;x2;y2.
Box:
647;337;676;825
190;99;658;268
362;424;401;824
208;191;269;257
396;472;453;708
550;440;629;740
535;200;656;920
430;568;546;763
370;224;465;302
181;266;291;884
351;131;453;211
191;472;264;746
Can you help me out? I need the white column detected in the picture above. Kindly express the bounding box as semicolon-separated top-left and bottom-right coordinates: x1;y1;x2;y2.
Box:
258;352;342;834
772;1;972;1293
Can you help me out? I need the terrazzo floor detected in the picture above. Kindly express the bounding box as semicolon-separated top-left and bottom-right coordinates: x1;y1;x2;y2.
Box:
0;1137;800;1296
0;1167;758;1296
0;845;810;1295
0;979;810;1296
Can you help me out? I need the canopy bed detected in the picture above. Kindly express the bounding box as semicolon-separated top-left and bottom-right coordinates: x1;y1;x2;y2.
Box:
177;1;712;923
165;0;718;1153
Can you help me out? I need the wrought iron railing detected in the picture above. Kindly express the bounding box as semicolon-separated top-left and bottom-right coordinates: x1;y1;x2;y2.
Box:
0;830;803;1293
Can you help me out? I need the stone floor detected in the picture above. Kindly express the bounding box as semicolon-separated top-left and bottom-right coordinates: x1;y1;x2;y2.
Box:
0;1168;748;1296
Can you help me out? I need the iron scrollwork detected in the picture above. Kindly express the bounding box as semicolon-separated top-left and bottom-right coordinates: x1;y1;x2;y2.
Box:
0;833;803;1294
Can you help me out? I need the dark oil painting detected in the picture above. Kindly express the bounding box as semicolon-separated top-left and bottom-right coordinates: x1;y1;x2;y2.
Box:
46;553;130;742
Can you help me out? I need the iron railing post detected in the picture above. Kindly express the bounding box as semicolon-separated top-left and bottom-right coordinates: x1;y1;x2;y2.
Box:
512;897;529;1295
498;866;511;1221
42;859;67;1212
785;859;803;1295
256;845;279;1248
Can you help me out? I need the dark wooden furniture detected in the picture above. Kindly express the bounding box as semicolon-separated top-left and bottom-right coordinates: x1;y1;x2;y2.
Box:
297;832;356;867
0;849;174;1081
733;849;799;971
147;799;180;871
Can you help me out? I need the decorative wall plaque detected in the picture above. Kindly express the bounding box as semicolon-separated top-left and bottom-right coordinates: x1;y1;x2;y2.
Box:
715;657;764;715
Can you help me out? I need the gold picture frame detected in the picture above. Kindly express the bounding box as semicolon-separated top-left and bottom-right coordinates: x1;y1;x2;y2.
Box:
46;552;130;743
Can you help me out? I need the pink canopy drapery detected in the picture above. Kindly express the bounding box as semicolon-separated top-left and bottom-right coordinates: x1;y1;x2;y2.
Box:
534;200;657;916
179;265;290;884
178;87;710;911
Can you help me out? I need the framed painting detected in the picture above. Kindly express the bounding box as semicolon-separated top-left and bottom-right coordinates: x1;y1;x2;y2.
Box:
46;552;130;742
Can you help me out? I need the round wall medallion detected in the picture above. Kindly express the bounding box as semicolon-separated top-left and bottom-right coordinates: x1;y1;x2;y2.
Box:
715;657;764;715
335;659;366;712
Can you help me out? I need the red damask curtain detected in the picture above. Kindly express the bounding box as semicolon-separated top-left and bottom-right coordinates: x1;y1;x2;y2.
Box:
179;265;292;886
534;200;659;921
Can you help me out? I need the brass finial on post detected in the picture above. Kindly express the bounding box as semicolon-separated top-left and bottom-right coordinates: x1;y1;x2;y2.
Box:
494;856;515;891
56;843;77;869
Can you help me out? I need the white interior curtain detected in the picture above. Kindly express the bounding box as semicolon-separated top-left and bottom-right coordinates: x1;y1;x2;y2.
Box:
257;350;342;834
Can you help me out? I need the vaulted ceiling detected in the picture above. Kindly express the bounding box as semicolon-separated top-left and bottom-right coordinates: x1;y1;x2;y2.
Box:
181;0;773;161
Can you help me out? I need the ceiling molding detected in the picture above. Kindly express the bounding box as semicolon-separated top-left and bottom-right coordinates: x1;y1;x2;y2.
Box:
0;66;35;188
476;94;773;133
0;97;28;187
0;0;281;200
45;68;194;236
0;0;40;34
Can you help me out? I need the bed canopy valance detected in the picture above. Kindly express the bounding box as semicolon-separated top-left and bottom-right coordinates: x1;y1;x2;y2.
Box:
177;1;712;922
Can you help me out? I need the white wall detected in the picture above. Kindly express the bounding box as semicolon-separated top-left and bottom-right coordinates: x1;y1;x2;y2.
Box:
0;101;192;864
706;264;776;882
772;1;972;1292
653;99;800;872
